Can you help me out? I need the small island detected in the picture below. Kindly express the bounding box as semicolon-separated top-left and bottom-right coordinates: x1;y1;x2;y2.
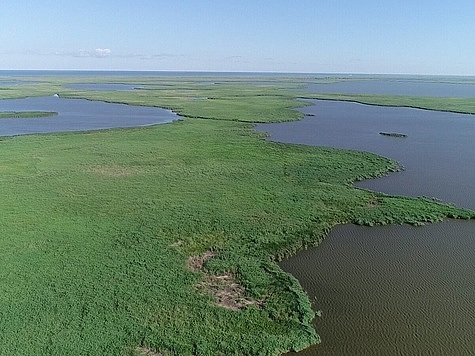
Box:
379;132;407;138
0;111;58;119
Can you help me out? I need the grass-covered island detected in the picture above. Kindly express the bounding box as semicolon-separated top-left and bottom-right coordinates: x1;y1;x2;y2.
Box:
0;76;473;355
379;132;408;138
0;111;58;119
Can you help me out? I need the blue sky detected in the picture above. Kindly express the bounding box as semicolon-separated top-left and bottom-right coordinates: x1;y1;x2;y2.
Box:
1;1;474;75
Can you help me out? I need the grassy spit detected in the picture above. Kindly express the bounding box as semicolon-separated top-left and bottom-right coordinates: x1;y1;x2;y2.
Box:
300;93;475;115
0;76;473;355
0;111;58;119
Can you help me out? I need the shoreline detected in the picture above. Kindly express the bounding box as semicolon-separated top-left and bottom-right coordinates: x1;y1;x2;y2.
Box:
297;94;475;116
259;98;475;355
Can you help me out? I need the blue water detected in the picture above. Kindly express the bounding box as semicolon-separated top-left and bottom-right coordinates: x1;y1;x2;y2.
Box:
257;100;475;210
0;96;179;136
297;79;475;98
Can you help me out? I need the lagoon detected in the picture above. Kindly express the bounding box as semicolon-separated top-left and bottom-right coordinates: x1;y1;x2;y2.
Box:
0;96;179;136
257;100;475;210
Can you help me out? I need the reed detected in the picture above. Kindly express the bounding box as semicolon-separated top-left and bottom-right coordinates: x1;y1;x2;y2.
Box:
0;111;57;119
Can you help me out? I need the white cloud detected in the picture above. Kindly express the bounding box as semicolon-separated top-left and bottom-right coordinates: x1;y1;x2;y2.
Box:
112;52;182;61
94;48;111;57
52;48;112;58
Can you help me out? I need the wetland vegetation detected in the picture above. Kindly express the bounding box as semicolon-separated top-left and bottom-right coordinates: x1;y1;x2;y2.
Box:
379;132;407;138
300;92;475;114
0;74;473;355
0;111;57;119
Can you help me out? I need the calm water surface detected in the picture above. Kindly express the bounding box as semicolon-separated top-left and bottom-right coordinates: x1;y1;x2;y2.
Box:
297;79;475;98
257;100;475;210
0;96;179;136
282;221;475;356
256;100;475;355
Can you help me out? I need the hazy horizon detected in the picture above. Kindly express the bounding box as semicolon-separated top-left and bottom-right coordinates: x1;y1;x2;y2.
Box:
2;70;475;79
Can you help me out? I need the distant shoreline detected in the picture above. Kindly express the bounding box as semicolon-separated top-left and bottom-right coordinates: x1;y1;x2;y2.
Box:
2;70;475;80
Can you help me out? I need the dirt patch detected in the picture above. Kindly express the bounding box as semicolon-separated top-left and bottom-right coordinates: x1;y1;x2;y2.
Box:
136;347;162;356
187;251;215;272
188;251;262;311
366;196;380;208
199;272;261;311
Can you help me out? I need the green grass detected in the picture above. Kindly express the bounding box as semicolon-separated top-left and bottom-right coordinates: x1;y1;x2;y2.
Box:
300;93;475;115
0;111;58;119
0;76;473;355
61;83;306;123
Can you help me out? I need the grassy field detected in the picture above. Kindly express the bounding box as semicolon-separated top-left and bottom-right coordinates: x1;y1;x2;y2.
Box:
0;76;473;355
0;111;58;119
299;93;475;114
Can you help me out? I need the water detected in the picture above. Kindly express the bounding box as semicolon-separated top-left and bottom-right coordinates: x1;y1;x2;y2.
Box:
297;79;475;98
256;100;475;210
0;96;179;136
64;83;144;91
281;221;475;356
256;100;475;355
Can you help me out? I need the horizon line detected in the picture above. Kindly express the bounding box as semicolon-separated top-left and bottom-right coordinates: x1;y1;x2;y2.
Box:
1;69;474;77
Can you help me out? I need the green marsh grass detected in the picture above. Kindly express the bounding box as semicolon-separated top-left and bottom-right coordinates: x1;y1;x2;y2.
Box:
300;93;475;115
0;76;473;355
0;111;58;119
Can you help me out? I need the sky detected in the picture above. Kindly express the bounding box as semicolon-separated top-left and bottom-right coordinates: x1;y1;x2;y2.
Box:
1;0;475;75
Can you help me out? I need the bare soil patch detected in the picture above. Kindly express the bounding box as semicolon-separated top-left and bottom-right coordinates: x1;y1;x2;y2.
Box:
136;347;162;356
188;251;262;311
366;196;381;208
187;251;215;272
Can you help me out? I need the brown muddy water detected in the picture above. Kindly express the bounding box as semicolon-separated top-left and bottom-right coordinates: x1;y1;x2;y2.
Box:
282;221;475;356
256;100;475;355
